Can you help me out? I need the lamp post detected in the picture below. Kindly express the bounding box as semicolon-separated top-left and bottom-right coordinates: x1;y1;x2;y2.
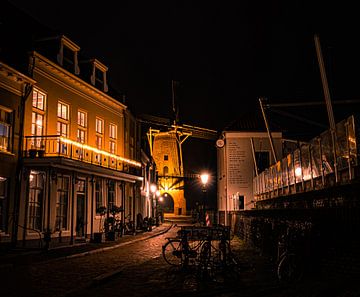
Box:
200;173;209;226
150;184;157;222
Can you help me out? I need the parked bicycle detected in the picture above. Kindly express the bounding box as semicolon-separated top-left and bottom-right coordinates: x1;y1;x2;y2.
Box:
162;228;204;267
162;225;239;280
276;222;312;283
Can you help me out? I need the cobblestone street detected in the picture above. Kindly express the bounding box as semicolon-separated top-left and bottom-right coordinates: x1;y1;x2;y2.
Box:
1;223;360;297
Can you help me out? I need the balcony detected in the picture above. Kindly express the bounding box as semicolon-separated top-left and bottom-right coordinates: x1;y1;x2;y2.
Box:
24;135;141;174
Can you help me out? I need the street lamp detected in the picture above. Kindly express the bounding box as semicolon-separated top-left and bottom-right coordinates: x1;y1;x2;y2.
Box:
200;173;209;226
150;184;157;222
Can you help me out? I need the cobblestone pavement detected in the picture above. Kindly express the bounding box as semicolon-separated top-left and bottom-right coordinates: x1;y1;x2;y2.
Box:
1;223;360;297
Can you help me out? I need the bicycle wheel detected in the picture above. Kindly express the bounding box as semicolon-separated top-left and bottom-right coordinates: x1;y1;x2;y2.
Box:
277;253;303;283
162;239;182;266
198;241;212;276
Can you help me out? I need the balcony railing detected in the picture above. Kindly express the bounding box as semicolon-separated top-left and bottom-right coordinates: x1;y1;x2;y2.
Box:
253;115;359;201
24;135;142;174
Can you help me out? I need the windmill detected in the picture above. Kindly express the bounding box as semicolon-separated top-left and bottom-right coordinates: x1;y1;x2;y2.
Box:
138;80;218;215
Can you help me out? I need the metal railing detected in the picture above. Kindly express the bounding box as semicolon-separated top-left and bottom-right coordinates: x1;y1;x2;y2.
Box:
24;135;141;174
253;115;358;201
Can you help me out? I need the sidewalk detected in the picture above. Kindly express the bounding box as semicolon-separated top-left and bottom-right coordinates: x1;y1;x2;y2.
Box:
0;222;173;269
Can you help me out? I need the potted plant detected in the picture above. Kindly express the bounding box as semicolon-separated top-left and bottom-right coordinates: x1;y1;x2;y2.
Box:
37;144;46;157
29;145;37;158
93;206;106;243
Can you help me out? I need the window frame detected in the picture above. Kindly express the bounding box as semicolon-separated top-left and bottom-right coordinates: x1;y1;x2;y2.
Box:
57;101;70;138
56;175;70;231
0;107;12;152
28;171;45;232
77;110;87;143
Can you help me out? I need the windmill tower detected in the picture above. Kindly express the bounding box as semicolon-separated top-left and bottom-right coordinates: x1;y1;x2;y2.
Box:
140;81;218;215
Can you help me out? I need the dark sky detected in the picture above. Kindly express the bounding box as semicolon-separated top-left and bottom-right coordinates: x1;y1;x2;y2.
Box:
7;0;360;133
5;1;360;207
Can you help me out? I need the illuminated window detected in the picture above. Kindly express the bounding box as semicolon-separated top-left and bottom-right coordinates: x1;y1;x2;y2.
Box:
96;118;103;134
109;123;117;154
77;110;87;127
77;129;86;144
0;108;12;152
96;118;103;149
77;110;87;143
28;171;44;231
57;102;69;137
109;123;117;139
95;136;102;150
57;122;68;137
31;89;46;148
32;89;46;111
31;112;43;136
109;141;116;154
57;101;69;120
56;176;69;230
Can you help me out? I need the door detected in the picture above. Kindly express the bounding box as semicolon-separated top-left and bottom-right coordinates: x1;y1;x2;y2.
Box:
76;180;86;237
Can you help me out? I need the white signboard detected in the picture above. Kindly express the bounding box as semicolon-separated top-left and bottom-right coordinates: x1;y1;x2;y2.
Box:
226;137;253;208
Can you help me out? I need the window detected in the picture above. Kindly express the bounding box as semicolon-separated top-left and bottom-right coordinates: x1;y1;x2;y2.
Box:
32;89;45;111
31;89;46;148
77;129;86;144
0;177;8;232
95;180;103;212
0;108;12;152
90;59;108;92
109;141;116;154
109;123;117;139
57;122;68;137
164;155;168;161
163;166;169;176
28;171;44;231
96;118;103;134
109;123;117;154
57;102;69;138
107;181;115;211
56;35;80;75
77;110;87;143
56;176;69;231
96;118;103;149
32;112;44;136
77;110;87;128
57;102;69;120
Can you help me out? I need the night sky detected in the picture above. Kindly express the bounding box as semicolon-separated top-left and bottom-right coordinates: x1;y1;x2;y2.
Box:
5;0;360;207
6;1;360;131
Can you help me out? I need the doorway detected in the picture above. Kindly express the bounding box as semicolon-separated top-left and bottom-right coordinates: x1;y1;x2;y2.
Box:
76;180;86;237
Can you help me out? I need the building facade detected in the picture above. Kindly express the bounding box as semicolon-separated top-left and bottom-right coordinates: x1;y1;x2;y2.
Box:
0;61;35;247
217;130;282;223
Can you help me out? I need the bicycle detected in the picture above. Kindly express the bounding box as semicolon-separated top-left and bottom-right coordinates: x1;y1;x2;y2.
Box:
276;224;310;283
162;228;204;267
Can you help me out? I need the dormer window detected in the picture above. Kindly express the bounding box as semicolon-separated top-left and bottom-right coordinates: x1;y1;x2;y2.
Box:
90;59;108;93
57;35;80;75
